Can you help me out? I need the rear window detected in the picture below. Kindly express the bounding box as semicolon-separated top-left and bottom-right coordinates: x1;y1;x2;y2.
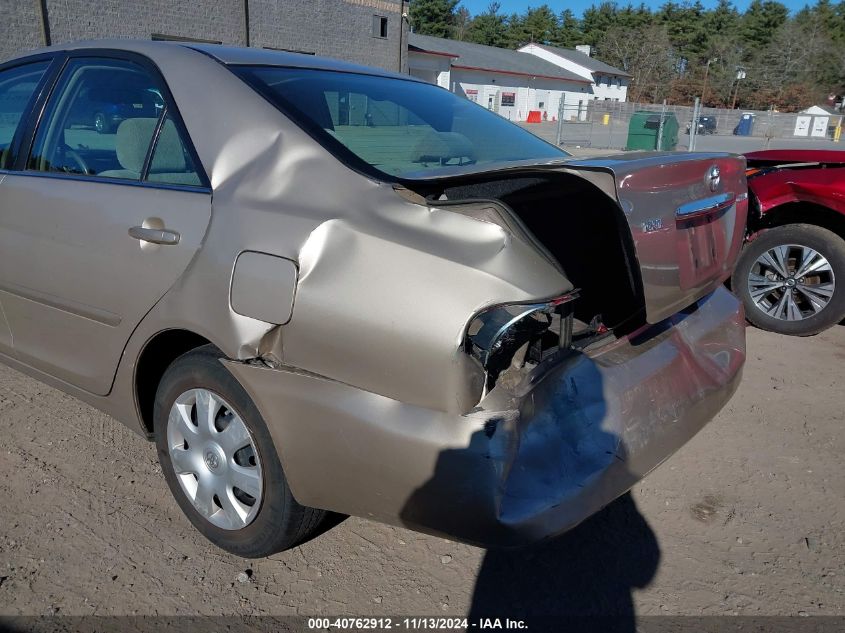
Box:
232;66;567;179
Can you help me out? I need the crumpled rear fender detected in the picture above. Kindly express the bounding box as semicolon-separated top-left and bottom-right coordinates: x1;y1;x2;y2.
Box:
281;199;571;414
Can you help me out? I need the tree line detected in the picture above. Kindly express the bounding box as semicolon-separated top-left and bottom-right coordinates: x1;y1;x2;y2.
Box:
409;0;845;111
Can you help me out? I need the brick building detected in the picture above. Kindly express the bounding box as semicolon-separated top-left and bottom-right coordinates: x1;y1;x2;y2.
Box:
1;0;408;72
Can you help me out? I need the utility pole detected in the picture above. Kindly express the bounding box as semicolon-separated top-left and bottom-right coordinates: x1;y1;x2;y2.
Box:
243;0;250;47
36;0;51;46
656;99;667;150
398;0;408;73
701;57;717;107
689;97;700;152
731;68;746;110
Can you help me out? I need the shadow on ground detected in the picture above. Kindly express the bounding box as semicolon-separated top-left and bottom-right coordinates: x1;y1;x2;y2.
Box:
398;349;662;632
469;493;660;633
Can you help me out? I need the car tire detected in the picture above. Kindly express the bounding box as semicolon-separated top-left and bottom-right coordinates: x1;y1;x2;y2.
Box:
94;112;109;134
153;344;326;557
732;224;845;336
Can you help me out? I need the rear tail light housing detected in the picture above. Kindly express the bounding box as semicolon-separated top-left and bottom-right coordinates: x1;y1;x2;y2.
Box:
463;292;579;391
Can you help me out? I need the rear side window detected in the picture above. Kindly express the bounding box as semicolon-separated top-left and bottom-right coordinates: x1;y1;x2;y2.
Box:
147;114;201;186
0;61;49;169
234;66;567;180
28;57;201;186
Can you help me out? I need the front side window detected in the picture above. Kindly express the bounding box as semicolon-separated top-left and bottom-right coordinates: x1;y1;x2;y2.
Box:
0;61;49;169
234;66;567;179
28;57;200;185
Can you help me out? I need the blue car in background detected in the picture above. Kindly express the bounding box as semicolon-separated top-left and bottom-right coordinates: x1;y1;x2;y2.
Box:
68;82;163;134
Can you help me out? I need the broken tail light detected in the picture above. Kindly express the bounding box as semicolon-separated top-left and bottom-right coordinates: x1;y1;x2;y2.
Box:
464;292;579;391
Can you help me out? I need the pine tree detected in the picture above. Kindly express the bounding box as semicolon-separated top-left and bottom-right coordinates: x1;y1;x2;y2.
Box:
553;9;585;48
468;3;509;47
582;2;622;46
740;0;789;51
409;0;459;38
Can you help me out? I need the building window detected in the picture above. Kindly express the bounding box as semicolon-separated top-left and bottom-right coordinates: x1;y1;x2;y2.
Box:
373;16;388;38
501;92;516;107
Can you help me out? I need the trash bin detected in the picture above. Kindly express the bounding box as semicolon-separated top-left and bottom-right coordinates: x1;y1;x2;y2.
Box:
625;111;679;151
733;112;755;136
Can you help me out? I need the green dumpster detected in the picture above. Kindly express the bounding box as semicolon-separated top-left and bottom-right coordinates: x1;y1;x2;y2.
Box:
625;111;679;151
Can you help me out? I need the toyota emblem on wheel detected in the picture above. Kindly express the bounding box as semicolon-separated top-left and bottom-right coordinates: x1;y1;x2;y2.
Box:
205;450;220;470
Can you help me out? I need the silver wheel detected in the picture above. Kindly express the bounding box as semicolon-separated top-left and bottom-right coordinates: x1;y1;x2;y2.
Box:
166;388;263;530
748;243;835;321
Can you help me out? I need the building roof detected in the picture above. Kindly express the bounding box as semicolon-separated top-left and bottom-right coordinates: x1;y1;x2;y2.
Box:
528;43;631;78
799;104;841;115
409;34;591;84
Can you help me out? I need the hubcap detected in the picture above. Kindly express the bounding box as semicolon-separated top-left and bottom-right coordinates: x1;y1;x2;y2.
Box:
748;243;835;321
166;388;263;530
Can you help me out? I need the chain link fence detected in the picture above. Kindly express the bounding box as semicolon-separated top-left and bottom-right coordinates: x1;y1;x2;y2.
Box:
519;100;844;151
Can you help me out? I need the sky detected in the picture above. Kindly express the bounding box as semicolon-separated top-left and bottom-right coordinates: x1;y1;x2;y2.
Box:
457;0;810;17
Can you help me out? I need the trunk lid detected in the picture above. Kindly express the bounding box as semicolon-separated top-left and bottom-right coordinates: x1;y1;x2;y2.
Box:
562;152;748;323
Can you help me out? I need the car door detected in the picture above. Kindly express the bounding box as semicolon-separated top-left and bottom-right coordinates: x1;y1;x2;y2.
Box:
0;52;212;395
0;57;53;358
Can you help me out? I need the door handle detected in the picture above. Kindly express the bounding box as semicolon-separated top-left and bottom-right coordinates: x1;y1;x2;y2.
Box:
128;226;180;245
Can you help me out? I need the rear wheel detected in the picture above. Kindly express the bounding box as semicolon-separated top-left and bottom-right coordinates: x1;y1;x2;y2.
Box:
154;345;326;557
732;224;845;336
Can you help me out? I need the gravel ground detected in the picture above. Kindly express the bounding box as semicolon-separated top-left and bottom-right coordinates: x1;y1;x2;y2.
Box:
0;326;843;620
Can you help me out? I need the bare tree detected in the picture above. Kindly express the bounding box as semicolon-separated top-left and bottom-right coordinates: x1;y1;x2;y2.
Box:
454;6;471;41
598;24;677;103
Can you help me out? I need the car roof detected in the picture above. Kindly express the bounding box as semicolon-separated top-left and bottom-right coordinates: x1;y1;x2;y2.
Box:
6;39;422;83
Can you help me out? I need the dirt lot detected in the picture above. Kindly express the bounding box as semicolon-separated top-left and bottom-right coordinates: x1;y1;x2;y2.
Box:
0;326;843;621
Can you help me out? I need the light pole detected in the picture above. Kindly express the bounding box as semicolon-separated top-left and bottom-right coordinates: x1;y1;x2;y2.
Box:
731;67;746;110
701;57;717;107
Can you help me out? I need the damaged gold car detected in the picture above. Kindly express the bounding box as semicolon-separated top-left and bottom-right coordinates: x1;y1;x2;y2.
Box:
0;42;747;557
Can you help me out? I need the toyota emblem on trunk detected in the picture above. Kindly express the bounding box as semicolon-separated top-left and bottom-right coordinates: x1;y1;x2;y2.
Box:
707;165;721;191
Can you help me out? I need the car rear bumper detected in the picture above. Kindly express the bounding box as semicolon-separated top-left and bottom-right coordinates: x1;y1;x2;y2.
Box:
224;286;745;547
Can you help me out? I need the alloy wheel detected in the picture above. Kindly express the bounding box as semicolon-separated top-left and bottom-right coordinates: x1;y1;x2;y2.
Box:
747;243;835;321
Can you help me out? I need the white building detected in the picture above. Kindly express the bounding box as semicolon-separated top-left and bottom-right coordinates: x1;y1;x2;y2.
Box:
408;34;593;122
793;105;843;138
518;43;630;103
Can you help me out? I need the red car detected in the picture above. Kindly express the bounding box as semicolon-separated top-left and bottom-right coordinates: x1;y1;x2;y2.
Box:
733;150;845;335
